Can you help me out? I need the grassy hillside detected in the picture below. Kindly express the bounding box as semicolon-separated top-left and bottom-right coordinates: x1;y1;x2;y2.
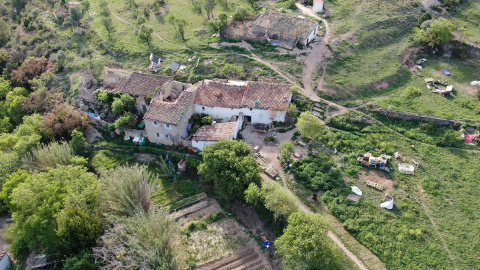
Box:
322;0;420;99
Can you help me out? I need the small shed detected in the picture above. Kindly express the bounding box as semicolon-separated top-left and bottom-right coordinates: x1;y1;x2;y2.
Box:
313;0;324;12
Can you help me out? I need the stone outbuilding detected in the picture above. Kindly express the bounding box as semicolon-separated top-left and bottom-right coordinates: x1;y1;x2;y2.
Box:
252;9;319;47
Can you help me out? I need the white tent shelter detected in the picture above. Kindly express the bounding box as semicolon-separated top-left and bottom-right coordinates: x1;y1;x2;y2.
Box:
351;186;363;196
380;199;394;210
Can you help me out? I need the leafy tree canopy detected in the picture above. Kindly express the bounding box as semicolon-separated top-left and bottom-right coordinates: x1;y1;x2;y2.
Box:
7;165;99;259
198;140;261;201
296;112;327;140
245;181;299;219
414;18;455;47
279;141;294;162
276;212;341;270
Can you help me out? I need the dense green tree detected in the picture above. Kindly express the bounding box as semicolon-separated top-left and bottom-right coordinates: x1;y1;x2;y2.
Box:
232;8;248;22
209;12;228;33
7;165;99;259
138;25;153;46
291;154;345;191
296;111;327;140
111;97;124;115
0;114;43;154
2;87;28;126
414;18;455;47
0;76;12;100
245;181;299;219
94;89;110;104
0;19;10;46
113;112;136;131
276;212;341;270
0;151;21;184
69;6;84;26
279;141;294;162
120;93;136;112
63;251;98;270
417;12;432;27
198;140;261;201
71;129;88;154
0;168;28;212
56;204;102;257
176;18;188;42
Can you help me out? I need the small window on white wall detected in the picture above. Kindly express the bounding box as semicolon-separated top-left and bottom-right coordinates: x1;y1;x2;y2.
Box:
164;123;172;130
202;107;205;110
156;133;159;137
166;135;169;138
153;121;159;127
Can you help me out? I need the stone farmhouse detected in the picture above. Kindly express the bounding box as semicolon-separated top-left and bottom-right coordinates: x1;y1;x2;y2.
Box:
104;72;293;146
140;78;291;145
119;72;173;114
193;80;292;124
252;9;319;47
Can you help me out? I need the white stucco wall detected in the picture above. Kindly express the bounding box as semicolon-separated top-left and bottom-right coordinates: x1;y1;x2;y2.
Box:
193;105;287;124
192;140;216;151
314;1;324;12
299;24;319;45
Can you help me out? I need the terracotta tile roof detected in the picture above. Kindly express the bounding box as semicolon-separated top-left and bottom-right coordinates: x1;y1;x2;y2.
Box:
121;72;172;97
194;81;246;108
192;121;238;141
194;80;291;110
243;81;291;110
144;85;197;125
253;9;318;39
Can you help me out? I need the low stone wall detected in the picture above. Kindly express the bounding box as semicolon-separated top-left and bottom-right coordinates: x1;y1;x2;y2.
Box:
376;108;463;127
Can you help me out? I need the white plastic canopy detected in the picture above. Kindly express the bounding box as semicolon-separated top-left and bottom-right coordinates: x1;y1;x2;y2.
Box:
380;199;394;210
351;186;363;196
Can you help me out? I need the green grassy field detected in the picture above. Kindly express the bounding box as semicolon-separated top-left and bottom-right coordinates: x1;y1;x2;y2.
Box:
374;56;480;122
296;112;480;269
322;0;420;99
448;0;480;43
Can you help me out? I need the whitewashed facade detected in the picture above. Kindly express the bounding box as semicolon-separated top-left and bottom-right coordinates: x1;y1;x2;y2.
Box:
193;105;287;124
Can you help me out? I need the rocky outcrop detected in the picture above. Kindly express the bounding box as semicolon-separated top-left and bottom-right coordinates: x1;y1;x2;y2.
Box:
77;67;98;103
